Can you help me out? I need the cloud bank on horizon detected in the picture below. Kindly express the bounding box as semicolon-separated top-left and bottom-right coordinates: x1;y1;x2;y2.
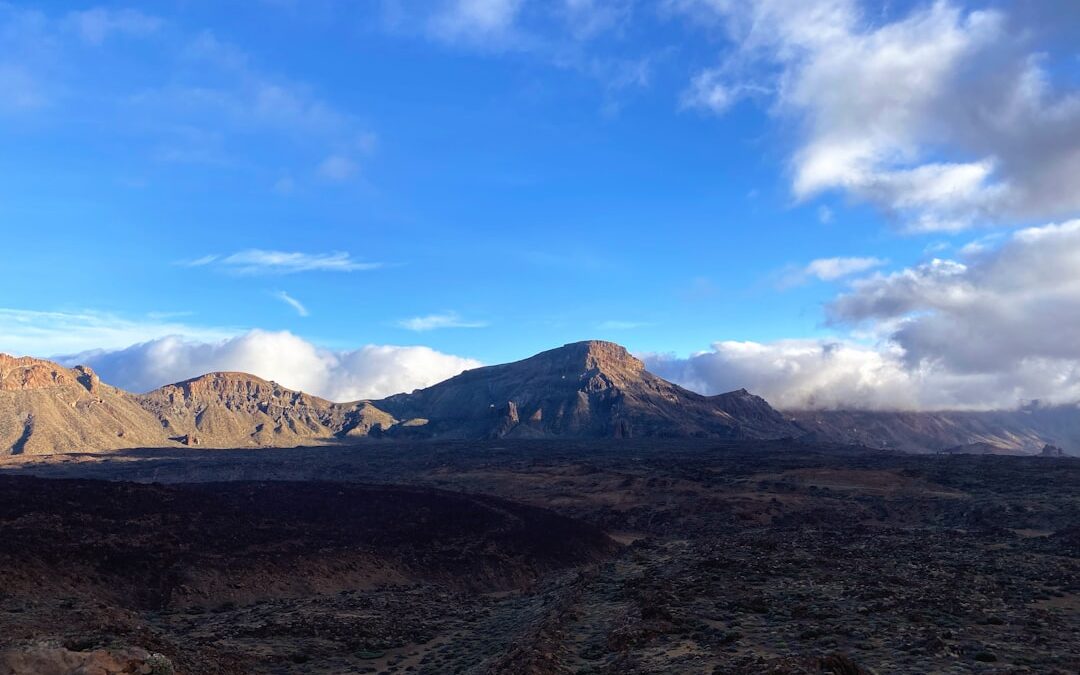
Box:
60;331;481;402
2;0;1079;411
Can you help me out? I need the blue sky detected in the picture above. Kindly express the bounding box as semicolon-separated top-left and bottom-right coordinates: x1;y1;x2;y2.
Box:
3;1;1080;409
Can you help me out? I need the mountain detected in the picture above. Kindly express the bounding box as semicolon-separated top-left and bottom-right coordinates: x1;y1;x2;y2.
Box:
788;406;1080;455
0;341;798;455
374;340;799;439
3;341;1080;456
0;354;167;455
137;372;395;447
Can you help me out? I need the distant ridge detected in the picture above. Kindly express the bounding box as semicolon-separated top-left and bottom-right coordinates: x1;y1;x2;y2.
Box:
788;406;1080;455
1;342;1079;456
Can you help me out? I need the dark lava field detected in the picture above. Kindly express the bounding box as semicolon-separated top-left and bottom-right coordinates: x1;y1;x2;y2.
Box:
1;440;1077;674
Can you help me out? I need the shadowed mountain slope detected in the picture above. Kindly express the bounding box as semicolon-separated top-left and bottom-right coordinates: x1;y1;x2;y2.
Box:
789;405;1080;455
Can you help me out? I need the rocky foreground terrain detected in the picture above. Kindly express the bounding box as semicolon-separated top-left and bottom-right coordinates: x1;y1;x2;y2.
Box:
1;440;1076;674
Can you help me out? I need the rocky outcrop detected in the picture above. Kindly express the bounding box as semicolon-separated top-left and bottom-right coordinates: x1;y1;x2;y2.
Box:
0;645;172;675
1040;444;1066;457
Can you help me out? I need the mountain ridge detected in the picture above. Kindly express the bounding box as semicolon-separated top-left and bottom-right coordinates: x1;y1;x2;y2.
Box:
2;341;1079;456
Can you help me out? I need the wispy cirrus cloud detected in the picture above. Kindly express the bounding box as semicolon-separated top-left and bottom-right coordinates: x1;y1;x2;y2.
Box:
397;312;488;332
181;250;383;275
274;291;309;317
778;256;887;288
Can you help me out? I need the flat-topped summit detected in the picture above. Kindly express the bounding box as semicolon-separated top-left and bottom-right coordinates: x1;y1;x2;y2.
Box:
0;354;102;393
152;371;331;407
529;340;646;374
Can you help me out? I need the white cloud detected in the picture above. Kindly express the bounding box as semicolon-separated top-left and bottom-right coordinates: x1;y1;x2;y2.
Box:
643;337;1061;412
182;249;382;274
397;312;488;332
64;8;161;46
804;256;886;282
780;255;886;287
61;330;481;401
0;308;233;358
647;217;1080;411
681;67;767;114
274;291;309;317
647;339;924;410
828;219;1080;377
677;0;1080;231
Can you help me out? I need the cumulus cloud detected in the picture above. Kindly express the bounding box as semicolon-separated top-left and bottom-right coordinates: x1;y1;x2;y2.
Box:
183;249;382;274
676;0;1080;231
652;218;1080;411
643;338;1073;412
397;312;487;332
61;330;482;401
647;340;926;410
829;219;1080;376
